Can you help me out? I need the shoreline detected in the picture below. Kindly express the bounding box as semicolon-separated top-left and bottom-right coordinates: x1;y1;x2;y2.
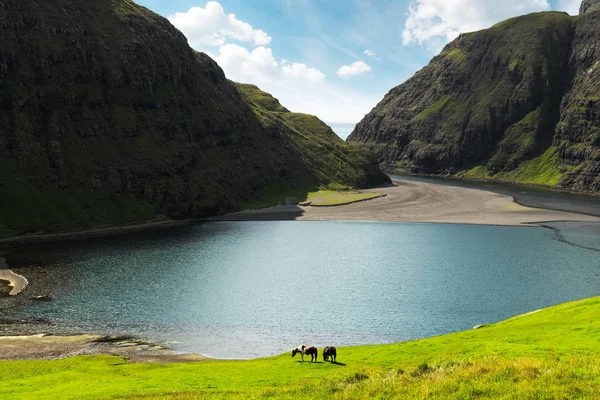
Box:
0;258;28;296
391;171;600;198
2;179;600;361
0;219;195;247
212;180;600;227
1;296;596;362
1;179;598;246
0;334;210;362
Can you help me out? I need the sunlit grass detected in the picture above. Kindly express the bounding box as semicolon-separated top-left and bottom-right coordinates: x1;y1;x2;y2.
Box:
303;190;386;206
2;297;600;399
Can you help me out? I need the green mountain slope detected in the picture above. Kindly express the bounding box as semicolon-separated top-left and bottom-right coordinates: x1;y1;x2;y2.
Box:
236;83;390;203
349;2;600;192
0;0;388;239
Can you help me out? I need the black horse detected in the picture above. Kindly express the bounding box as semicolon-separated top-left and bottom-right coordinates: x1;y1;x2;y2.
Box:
323;346;337;362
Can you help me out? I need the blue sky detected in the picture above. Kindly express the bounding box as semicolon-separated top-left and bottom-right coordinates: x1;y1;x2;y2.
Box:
137;0;582;124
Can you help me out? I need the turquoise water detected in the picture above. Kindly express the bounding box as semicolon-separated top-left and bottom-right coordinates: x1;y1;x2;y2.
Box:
7;221;600;358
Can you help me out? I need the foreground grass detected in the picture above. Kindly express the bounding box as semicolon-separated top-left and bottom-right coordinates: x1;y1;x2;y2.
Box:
2;297;600;399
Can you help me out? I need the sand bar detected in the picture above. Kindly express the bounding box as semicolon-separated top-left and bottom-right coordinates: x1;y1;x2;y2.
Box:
0;258;28;295
213;180;600;226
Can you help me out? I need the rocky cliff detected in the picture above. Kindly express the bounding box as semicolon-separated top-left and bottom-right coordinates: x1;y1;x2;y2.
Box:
580;0;600;14
0;0;388;238
349;3;600;192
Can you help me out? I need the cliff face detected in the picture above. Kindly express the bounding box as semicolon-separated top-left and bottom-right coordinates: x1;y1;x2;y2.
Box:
0;0;388;238
349;5;600;192
557;8;600;191
580;0;600;14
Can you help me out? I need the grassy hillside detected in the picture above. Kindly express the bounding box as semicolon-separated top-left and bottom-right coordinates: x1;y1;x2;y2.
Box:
236;83;390;208
2;296;600;399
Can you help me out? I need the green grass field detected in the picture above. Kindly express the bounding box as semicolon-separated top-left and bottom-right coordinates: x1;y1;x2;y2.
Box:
303;190;386;206
2;296;600;399
243;182;385;209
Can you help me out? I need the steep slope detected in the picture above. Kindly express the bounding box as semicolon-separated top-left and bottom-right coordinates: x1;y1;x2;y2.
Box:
0;0;388;239
349;5;600;192
556;6;600;191
236;84;390;195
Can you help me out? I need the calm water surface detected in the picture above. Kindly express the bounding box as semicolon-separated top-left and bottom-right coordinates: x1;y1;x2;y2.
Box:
5;221;600;358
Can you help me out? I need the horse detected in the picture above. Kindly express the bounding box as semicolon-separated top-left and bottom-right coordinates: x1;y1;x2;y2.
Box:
291;344;318;362
323;346;337;362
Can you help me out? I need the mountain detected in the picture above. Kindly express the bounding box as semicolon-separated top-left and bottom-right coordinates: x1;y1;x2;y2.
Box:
0;0;388;239
236;84;389;197
349;0;600;193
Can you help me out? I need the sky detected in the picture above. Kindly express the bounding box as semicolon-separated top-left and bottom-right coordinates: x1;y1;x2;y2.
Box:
136;0;583;124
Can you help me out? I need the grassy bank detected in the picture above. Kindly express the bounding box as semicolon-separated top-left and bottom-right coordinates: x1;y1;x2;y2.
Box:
243;182;385;209
2;297;600;399
303;190;386;206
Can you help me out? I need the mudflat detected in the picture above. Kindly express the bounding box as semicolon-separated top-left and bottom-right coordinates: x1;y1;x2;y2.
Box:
214;180;600;226
0;334;209;362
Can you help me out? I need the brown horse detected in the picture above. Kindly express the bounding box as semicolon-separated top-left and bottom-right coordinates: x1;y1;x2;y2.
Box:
292;344;318;362
323;346;337;362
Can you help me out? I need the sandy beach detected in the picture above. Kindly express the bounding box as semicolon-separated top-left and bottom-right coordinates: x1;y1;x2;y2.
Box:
213;180;600;226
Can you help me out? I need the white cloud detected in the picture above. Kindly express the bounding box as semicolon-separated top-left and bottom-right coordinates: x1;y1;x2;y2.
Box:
169;1;271;48
402;0;551;49
337;61;372;79
169;2;373;122
214;44;278;81
211;44;373;122
556;0;581;15
282;63;326;82
363;49;382;61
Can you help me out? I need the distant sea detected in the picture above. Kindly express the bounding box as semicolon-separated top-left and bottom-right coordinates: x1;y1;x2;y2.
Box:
327;122;356;140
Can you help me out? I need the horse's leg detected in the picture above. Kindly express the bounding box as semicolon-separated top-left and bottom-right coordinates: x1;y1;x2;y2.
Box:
301;353;304;362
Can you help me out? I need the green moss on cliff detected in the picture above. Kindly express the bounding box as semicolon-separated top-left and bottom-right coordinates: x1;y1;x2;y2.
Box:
441;48;467;67
414;95;453;121
461;146;562;186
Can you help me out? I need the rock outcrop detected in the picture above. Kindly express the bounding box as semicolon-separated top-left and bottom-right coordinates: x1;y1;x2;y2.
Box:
0;0;388;238
349;2;600;192
580;0;600;14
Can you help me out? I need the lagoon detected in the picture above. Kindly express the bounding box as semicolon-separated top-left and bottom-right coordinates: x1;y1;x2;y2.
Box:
4;220;600;358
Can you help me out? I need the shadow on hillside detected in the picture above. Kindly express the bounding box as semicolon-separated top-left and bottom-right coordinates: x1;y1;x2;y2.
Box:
330;361;347;366
209;205;306;222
